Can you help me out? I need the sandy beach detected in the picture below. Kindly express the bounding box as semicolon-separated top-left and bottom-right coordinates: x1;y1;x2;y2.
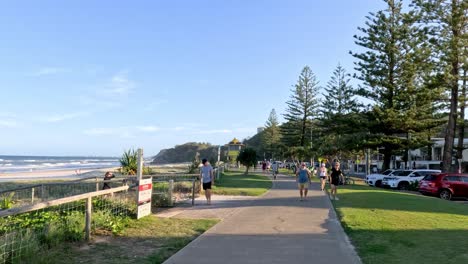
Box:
0;168;117;182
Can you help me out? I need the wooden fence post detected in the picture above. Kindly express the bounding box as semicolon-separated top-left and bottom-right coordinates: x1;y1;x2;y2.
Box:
168;180;174;207
95;177;99;192
31;187;35;204
192;180;196;206
85;197;92;241
41;184;45;201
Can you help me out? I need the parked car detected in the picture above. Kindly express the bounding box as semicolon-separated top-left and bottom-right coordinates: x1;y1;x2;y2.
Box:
381;169;441;190
419;173;468;200
366;169;399;187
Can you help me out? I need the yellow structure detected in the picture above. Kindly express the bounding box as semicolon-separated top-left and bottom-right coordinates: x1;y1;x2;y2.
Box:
226;138;244;164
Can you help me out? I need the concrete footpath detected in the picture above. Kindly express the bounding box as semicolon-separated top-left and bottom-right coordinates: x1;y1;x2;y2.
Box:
163;175;361;264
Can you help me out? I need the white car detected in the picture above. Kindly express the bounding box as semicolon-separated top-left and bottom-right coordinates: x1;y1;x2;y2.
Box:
366;169;399;187
382;169;441;190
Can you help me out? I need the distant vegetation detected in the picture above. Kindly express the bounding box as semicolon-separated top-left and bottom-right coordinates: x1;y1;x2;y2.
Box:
151;142;226;164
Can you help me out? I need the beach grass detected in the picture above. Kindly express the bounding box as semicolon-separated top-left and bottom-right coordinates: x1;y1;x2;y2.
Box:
211;172;272;196
32;216;218;264
331;184;468;264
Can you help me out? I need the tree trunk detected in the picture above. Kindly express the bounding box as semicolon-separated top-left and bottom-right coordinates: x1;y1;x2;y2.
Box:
457;68;466;163
442;6;460;172
245;166;250;175
382;148;392;171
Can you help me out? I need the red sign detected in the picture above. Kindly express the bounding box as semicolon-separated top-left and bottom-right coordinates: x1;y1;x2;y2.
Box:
139;183;152;192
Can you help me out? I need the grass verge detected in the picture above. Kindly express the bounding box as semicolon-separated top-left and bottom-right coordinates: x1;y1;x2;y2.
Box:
211;172;272;196
331;184;468;264
36;216;218;264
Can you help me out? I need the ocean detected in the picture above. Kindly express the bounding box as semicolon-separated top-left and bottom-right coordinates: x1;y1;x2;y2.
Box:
0;155;120;173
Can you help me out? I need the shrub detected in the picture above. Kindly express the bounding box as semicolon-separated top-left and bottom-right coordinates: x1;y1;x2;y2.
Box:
409;180;420;191
1;192;15;210
237;148;258;174
120;149;138;175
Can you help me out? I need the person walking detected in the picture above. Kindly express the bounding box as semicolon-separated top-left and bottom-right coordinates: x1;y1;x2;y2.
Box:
200;159;214;205
319;163;328;191
271;161;279;180
296;162;311;201
329;162;344;201
262;160;267;174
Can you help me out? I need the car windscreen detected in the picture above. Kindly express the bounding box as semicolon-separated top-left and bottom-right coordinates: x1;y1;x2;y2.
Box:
393;170;412;176
422;175;438;181
382;170;393;175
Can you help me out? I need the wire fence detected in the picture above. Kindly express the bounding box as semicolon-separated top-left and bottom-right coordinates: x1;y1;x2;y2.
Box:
151;174;200;207
0;172;210;263
0;184;137;264
0;177;134;210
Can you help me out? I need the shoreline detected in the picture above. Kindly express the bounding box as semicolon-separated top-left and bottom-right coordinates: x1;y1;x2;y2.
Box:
0;167;119;182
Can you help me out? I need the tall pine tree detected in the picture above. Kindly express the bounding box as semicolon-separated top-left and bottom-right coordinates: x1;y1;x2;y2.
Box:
351;0;443;170
412;0;467;171
282;66;320;148
319;64;362;158
322;63;359;118
262;109;282;159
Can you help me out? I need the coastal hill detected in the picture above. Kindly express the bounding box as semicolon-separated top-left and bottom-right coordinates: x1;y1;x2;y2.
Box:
151;142;226;164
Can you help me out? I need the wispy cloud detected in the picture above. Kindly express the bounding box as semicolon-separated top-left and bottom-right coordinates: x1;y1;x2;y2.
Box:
101;72;135;97
39;112;88;123
84;124;160;138
143;99;168;111
195;129;232;134
32;67;69;77
0;112;16;118
0;120;18;128
136;126;160;132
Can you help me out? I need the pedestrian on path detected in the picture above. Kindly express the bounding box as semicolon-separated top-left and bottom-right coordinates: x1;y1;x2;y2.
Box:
319;163;328;191
329;162;344;201
271;161;279;180
200;158;214;205
296;162;311;201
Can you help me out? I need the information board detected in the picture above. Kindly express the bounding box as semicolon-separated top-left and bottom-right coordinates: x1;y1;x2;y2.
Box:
137;177;152;219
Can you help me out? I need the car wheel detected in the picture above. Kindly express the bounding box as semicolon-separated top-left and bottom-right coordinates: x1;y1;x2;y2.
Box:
375;180;382;188
439;189;452;200
398;182;409;190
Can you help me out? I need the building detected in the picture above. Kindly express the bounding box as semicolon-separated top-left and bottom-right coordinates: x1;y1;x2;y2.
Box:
372;138;468;171
226;138;244;165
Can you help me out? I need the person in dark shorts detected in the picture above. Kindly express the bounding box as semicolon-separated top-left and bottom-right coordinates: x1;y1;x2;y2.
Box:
102;171;115;190
329;162;344;200
200;159;214;205
319;163;328;191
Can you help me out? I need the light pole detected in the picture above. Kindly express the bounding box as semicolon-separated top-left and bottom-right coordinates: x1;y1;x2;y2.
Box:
458;158;462;173
217;145;221;180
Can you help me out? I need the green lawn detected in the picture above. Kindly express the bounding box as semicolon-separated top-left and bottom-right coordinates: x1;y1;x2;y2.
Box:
331;185;468;264
211;172;272;196
35;216;218;264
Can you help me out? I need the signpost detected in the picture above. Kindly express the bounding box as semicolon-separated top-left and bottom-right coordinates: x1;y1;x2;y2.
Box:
137;177;152;219
136;148;152;219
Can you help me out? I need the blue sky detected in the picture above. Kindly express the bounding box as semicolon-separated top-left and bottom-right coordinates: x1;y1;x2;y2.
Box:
0;0;384;157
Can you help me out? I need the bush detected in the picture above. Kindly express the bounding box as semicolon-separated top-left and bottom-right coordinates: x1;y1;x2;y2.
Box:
409;180;420;191
120;149;138;175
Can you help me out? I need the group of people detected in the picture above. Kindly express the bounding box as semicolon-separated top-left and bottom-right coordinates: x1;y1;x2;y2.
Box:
296;162;344;201
198;158;344;205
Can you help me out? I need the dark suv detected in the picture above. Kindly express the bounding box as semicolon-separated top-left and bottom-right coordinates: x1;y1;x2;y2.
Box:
418;173;468;200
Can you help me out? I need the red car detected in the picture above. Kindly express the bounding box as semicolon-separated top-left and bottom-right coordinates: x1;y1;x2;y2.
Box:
418;173;468;200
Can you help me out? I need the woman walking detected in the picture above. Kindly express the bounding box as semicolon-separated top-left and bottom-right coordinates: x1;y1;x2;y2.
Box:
329;162;344;200
319;163;327;191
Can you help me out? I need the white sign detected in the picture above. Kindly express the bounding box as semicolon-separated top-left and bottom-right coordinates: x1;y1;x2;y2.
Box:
137;177;152;219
